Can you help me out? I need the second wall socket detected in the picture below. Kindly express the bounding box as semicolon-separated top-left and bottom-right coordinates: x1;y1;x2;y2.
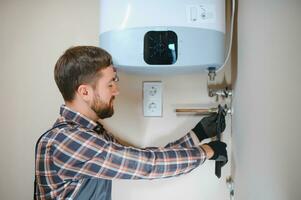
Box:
143;81;162;117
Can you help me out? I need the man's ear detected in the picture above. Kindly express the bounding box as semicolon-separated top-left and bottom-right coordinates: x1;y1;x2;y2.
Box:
77;84;93;101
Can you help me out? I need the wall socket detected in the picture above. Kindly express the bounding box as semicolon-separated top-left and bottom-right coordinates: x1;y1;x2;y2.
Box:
143;81;162;117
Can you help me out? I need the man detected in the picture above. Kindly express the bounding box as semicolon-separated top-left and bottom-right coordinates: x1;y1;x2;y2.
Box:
34;46;227;200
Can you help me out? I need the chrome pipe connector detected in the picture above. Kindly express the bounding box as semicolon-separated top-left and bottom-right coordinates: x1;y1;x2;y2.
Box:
209;88;233;98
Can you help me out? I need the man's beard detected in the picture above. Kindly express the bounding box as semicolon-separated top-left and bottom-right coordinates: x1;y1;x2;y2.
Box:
91;94;114;119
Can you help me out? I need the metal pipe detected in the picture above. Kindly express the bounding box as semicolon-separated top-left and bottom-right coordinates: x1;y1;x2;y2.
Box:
175;108;218;115
175;105;232;115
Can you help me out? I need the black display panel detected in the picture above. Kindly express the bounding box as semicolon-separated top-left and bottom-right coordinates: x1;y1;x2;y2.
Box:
144;31;178;65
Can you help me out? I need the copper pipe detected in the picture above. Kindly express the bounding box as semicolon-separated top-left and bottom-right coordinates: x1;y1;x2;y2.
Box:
175;108;218;115
176;105;232;115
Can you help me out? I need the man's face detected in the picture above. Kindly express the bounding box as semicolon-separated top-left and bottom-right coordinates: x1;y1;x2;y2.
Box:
91;65;119;119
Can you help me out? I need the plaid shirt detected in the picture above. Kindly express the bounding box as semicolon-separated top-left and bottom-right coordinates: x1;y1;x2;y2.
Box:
35;105;206;199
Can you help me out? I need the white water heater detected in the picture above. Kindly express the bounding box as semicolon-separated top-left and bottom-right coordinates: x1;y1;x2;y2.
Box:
99;0;225;72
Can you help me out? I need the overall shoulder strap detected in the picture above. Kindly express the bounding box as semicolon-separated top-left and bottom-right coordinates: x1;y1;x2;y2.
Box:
33;122;67;200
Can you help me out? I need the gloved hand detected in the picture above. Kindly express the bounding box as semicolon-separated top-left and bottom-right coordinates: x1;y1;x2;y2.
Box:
206;141;228;166
192;105;226;141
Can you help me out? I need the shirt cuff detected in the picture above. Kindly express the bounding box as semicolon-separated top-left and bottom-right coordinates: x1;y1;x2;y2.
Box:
198;145;207;163
190;130;201;146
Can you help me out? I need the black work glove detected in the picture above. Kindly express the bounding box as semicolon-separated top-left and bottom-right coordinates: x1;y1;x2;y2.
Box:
206;141;228;166
192;105;226;141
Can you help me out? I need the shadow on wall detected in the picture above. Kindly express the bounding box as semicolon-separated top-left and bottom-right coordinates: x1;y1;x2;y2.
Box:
229;0;239;182
230;0;239;89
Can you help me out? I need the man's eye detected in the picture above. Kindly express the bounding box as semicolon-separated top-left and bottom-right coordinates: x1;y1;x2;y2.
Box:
113;75;119;82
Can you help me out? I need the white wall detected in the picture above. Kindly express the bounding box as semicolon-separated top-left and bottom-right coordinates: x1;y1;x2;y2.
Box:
0;0;232;199
232;0;301;199
0;1;99;199
106;71;232;200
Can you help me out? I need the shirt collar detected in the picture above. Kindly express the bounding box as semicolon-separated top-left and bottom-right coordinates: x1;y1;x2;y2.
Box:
59;105;104;133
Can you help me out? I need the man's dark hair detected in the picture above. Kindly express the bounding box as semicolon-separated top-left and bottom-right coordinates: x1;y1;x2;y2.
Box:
54;46;112;101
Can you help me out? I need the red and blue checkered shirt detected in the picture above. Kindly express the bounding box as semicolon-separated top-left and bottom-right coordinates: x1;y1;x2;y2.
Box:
35;105;206;199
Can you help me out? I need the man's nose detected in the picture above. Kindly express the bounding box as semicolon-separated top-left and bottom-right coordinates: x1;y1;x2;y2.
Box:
112;85;120;96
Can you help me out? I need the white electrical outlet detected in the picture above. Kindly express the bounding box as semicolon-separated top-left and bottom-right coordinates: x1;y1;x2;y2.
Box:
143;81;162;117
